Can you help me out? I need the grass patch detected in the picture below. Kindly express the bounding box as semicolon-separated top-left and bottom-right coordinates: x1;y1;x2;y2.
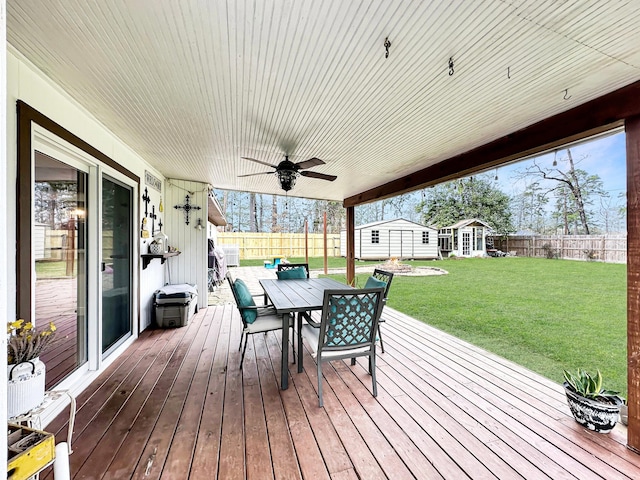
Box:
331;257;628;397
35;261;73;278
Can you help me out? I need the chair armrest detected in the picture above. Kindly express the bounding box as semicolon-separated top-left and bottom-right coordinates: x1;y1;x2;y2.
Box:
252;292;272;306
300;311;321;328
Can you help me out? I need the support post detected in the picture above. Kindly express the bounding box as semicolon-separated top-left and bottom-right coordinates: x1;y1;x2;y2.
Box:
627;114;640;452
304;219;309;264
323;212;328;275
346;206;355;285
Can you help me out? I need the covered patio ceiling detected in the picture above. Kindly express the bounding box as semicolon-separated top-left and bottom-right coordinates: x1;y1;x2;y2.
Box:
7;1;640;203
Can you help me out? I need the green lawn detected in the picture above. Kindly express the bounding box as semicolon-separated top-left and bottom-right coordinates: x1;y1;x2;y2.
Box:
35;261;73;278
327;257;628;398
240;256;354;269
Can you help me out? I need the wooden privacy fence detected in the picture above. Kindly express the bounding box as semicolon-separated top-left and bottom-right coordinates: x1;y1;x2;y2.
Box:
494;234;627;263
217;232;341;260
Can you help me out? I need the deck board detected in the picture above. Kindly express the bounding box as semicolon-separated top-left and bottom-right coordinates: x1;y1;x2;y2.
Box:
44;300;640;479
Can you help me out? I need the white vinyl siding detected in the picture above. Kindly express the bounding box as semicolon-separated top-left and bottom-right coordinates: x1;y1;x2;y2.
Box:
340;219;438;259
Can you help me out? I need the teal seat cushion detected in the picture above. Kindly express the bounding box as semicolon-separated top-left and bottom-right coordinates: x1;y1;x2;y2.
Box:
233;279;257;324
276;267;307;279
365;275;387;291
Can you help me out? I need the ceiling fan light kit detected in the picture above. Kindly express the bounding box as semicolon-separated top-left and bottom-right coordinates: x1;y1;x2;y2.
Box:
277;168;298;191
239;154;336;192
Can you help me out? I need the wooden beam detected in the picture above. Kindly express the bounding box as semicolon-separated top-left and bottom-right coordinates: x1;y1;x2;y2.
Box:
627;115;640;452
323;212;328;275
346;207;355;286
17;102;33;321
344;80;640;207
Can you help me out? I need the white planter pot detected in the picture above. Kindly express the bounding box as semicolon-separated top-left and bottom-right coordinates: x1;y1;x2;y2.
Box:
7;358;46;418
563;382;623;434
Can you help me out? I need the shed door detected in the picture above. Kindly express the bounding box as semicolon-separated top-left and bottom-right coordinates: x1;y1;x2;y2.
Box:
462;232;471;256
389;230;413;258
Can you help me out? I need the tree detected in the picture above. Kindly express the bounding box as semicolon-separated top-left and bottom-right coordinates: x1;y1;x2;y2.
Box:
512;181;550;233
271;195;279;232
518;149;607;235
415;176;514;234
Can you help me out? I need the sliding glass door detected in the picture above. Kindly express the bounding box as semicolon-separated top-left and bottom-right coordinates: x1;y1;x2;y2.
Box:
101;176;133;354
34;152;88;389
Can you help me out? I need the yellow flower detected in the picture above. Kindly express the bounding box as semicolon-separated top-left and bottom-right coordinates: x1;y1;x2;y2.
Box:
49;322;57;332
24;321;33;330
10;320;23;329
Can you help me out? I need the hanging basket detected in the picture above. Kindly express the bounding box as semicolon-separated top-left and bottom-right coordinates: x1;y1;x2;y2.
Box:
7;359;46;418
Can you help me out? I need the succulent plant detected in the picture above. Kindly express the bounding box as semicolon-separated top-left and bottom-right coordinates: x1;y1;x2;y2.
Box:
563;369;620;401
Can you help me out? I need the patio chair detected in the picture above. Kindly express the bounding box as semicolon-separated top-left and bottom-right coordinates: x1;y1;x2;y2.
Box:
364;269;394;353
226;272;294;368
276;263;310;353
276;263;310;279
300;287;385;407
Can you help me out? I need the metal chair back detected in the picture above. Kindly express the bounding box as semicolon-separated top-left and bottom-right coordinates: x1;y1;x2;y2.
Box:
371;268;394;301
318;287;385;355
277;263;310;278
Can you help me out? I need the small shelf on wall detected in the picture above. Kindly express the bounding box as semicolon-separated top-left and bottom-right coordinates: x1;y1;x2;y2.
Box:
141;251;180;270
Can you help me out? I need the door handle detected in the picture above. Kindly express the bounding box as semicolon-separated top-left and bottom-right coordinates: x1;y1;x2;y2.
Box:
101;262;106;272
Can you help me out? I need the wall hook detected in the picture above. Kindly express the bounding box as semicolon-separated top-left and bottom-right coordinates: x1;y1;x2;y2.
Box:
563;89;571;100
448;57;455;76
384;37;391;58
507;66;511;79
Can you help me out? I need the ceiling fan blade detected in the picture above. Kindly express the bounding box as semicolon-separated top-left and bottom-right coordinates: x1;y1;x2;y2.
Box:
300;170;337;181
295;157;325;169
238;172;273;178
241;156;279;168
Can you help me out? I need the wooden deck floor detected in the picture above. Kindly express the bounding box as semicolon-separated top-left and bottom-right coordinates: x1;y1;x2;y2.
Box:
42;303;640;479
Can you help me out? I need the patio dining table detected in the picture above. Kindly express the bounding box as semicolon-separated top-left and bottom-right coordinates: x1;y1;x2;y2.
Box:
259;277;350;390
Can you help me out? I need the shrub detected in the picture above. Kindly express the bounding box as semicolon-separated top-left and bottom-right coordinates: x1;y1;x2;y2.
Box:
541;243;559;259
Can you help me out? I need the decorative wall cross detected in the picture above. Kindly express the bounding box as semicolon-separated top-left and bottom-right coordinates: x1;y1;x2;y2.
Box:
150;205;157;233
142;187;151;217
174;194;201;225
158;218;163;231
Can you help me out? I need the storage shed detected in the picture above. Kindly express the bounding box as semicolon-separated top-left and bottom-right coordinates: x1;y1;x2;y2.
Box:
340;219;439;260
438;218;493;257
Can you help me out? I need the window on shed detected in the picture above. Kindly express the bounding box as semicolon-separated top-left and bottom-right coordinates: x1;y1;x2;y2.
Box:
422;231;429;244
371;230;380;244
475;227;483;250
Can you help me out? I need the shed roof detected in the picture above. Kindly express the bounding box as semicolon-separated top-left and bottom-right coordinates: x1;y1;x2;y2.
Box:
445;218;493;230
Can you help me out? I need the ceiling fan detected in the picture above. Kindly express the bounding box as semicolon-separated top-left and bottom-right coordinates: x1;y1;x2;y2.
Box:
239;155;337;192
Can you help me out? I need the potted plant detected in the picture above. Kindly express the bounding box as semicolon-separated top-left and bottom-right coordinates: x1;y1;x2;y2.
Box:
7;319;57;418
563;369;624;434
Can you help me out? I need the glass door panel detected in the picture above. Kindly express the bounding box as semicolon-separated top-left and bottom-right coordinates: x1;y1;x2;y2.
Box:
462;232;471;256
102;177;133;354
34;152;88;389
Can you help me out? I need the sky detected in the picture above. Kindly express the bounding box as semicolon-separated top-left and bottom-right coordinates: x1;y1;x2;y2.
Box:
493;130;627;199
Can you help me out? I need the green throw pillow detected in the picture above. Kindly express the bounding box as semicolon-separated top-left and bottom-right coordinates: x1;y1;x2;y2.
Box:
364;275;387;291
233;279;257;324
276;267;307;279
